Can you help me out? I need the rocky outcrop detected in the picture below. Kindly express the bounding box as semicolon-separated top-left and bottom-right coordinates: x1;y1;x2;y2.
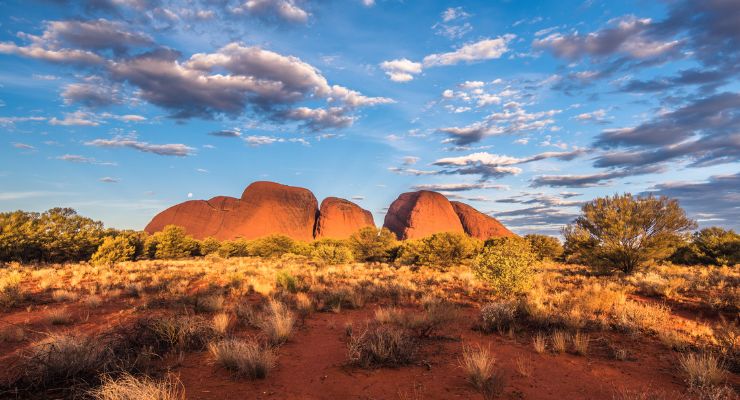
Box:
145;181;318;241
314;197;375;239
451;201;514;240
383;191;464;240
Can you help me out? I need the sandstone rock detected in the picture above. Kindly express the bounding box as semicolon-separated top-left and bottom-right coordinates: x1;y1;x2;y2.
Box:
451;201;514;240
145;181;318;241
383;191;464;240
315;197;375;239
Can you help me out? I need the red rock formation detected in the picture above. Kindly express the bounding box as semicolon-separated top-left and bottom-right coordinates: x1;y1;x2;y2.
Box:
383;191;464;240
451;201;514;240
145;181;318;241
314;197;375;239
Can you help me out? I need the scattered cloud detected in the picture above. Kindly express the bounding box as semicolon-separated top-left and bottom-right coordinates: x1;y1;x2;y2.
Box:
99;176;119;183
85;137;195;156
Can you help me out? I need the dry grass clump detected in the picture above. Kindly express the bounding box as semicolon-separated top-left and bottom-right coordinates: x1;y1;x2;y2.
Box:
0;325;25;343
52;289;79;302
374;300;457;338
194;294;224;313
89;373;185;400
479;301;517;333
16;333;115;390
209;338;276;379
47;308;73;325
147;315;216;352
678;353;727;390
294;292;314;319
460;344;504;400
0;270;24;307
532;332;546;353
347;324;417;368
258;300;295;345
84;294;104;308
551;331;569;353
212;312;231;335
572;331;589;355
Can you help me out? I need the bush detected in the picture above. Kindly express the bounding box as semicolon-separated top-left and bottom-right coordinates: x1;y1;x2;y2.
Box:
479;301;517;332
671;227;740;266
397;232;480;269
348;227;397;262
524;234;563;261
249;235;298;258
311;239;354;264
563;193;696;273
92;236;137;266
218;239;250;258
199;237;221;256
473;237;537;296
153;225;199;259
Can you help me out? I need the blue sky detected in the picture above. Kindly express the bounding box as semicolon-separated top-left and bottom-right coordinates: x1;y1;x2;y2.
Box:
1;0;738;235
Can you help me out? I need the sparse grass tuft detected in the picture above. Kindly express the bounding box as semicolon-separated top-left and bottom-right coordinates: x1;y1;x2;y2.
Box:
212;312;231;335
90;373;185;400
147;315;216;352
460;344;504;400
195;294;224;313
47;308;73;325
572;331;589;355
52;289;79;302
259;300;295;345
532;332;546;354
551;331;568;354
209;338;276;379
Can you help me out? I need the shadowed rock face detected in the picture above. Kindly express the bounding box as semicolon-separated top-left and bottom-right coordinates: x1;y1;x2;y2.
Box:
451;201;514;240
383;191;464;240
314;197;375;239
145;181;319;241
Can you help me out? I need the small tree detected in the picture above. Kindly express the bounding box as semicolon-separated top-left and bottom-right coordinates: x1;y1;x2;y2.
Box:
563;193;696;273
153;225;198;259
473;236;537;296
311;239;354;264
348;227;396;262
91;236;136;266
218;239;250;258
249;235;298;258
525;234;563;261
199;237;221;256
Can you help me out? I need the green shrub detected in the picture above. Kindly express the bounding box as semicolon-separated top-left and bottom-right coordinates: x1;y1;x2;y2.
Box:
348;227;396;262
248;235;297;258
473;236;537;296
0;208;106;263
91;236;136;266
671;227;740;266
311;239;354;264
275;271;299;293
218;239;250;258
524;234;563;261
397;232;480;269
563;193;696;273
153;225;199;260
199;237;221;256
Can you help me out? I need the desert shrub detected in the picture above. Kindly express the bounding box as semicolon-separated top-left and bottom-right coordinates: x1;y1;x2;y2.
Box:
525;234;563;261
249;235;298;258
0;270;24;308
199;237;221;256
311;239;354;264
348;227;397;262
153;225;199;259
473;237;537;296
347;324;417;368
209;338;276;379
195;294;224;313
563;194;696;274
92;236;137;266
672;227;740;266
479;301;517;332
397;232;480;269
0;208;106;263
460;344;504;400
275;271;300;293
374;300;457;338
218;239;250;258
90;373;185;400
258;300;295;345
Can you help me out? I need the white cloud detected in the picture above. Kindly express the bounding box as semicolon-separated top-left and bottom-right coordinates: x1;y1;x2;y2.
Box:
423;35;515;67
379;58;423;82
